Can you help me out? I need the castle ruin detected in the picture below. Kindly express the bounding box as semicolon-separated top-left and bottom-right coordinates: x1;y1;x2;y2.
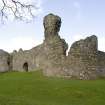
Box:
0;13;105;80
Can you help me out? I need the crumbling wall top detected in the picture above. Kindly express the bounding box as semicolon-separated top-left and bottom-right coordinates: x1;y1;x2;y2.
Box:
43;13;61;39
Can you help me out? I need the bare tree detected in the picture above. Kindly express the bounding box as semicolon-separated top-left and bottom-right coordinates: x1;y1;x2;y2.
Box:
0;0;40;22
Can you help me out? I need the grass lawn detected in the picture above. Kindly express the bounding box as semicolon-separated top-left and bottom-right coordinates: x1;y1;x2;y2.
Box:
0;71;105;105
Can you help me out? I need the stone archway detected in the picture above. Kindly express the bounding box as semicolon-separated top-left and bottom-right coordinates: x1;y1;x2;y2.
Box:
23;62;28;72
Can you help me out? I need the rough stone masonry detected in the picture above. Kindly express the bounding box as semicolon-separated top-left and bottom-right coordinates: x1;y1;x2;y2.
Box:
0;13;105;80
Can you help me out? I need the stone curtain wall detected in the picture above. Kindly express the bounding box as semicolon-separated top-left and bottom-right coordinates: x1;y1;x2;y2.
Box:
12;49;37;71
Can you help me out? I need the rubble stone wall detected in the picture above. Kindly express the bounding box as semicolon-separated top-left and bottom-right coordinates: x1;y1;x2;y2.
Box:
0;13;105;79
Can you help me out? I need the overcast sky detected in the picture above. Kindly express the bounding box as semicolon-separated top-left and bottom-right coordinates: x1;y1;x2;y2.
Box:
0;0;105;52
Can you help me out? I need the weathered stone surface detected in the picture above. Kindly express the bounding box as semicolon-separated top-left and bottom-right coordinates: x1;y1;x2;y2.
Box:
67;35;98;79
43;14;61;40
97;51;105;77
42;14;68;76
1;13;105;80
0;50;10;72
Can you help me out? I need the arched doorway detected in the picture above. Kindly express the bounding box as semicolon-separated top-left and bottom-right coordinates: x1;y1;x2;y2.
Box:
23;62;28;72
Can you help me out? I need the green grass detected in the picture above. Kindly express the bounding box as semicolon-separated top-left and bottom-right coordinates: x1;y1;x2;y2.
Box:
0;71;105;105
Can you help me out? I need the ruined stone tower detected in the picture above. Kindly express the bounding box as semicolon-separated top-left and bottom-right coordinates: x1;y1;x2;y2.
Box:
42;14;68;76
0;13;105;80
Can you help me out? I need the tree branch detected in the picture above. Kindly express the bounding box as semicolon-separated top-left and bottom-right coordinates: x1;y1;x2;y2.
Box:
0;0;38;22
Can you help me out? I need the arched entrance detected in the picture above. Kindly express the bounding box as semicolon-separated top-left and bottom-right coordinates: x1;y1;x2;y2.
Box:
23;62;28;72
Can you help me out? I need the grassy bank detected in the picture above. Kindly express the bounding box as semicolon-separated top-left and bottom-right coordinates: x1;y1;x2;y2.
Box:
0;71;105;105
